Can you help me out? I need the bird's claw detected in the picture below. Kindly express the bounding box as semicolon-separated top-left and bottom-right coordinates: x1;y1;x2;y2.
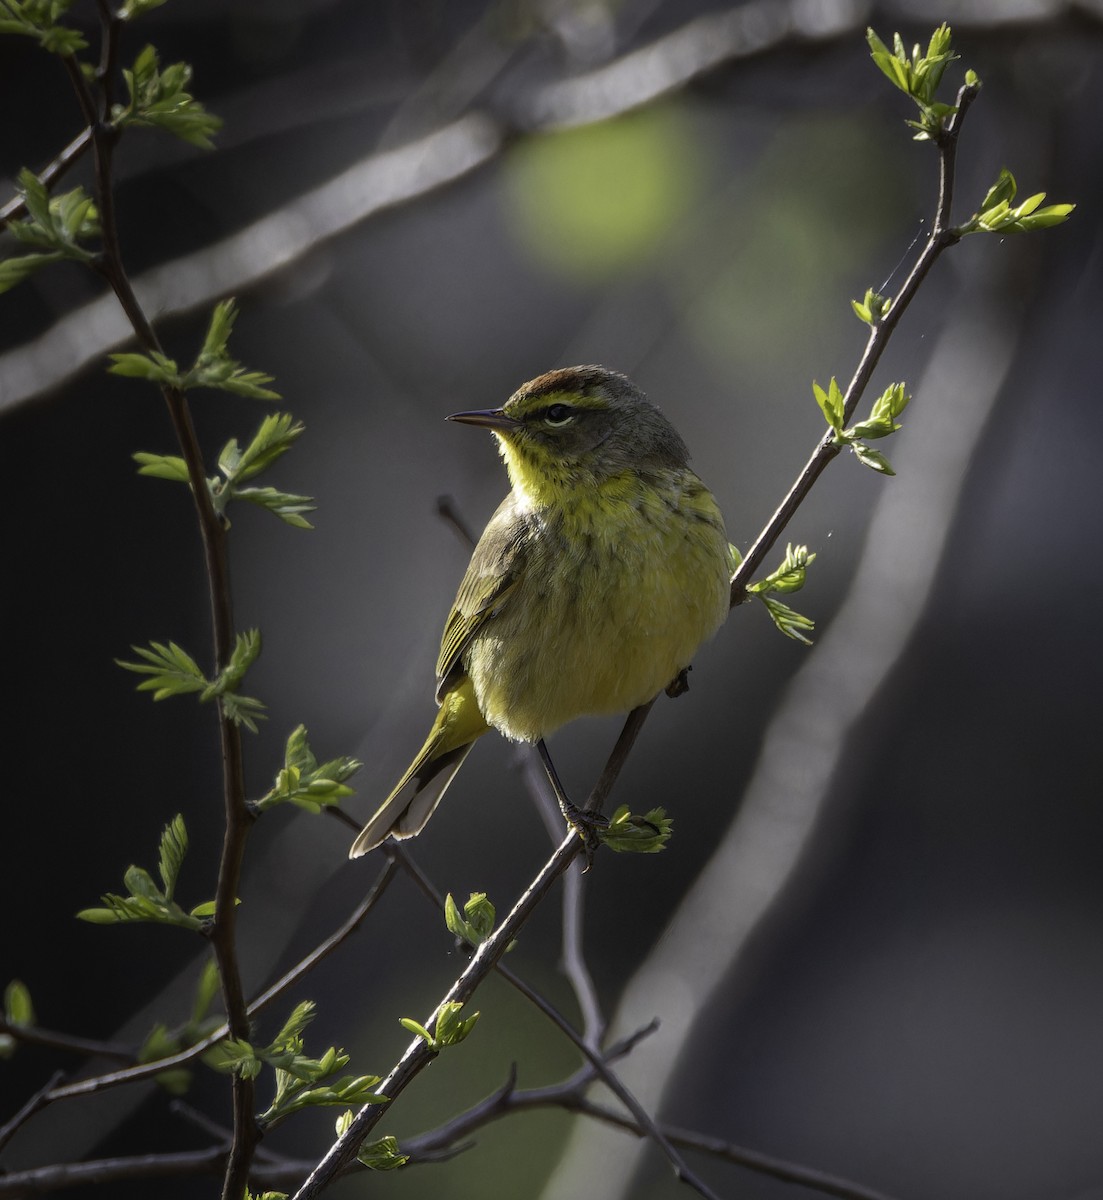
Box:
560;801;609;871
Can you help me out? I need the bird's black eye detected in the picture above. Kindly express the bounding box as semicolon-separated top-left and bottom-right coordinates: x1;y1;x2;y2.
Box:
543;403;575;427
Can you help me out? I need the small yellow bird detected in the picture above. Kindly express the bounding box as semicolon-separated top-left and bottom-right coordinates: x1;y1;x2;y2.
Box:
349;365;732;857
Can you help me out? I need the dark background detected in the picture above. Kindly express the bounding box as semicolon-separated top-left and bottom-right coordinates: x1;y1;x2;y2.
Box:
2;2;1101;1198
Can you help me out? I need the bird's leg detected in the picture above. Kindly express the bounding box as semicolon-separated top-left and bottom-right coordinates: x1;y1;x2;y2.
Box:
537;739;608;867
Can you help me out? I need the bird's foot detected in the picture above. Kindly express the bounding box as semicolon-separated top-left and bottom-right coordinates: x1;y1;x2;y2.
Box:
559;798;609;871
665;666;691;699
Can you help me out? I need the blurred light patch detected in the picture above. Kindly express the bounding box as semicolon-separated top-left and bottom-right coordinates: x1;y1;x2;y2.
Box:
677;113;908;384
503;104;702;282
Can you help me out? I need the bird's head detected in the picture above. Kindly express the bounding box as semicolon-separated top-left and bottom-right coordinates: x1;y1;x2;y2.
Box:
448;366;689;504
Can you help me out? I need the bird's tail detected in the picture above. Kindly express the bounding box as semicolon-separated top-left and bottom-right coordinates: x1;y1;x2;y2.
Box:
349;678;489;858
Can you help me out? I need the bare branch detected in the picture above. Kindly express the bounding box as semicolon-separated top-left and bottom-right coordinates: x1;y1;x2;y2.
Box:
0;1071;65;1155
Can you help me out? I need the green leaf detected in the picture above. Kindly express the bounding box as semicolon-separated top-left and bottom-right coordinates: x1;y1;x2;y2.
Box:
272;1000;316;1050
357;1135;409;1172
233;487;316;529
181;299;278;398
206;1037;264;1079
191;959;221;1026
228;414;303;483
748;543;816;597
980;167;1017;213
399;1017;435;1046
598;806;672;853
812;377;845;431
201;629;261;702
1012;203;1075;230
0;251;64;294
758;595;816;645
433;1001;480;1048
851;442;895;474
4;979;34;1027
118;0;168;20
219;691;267;733
116;640;207;701
444;892;496;946
133;451;191;482
157;814;188;901
846;381;909;440
851;287;891;326
108;350;181;385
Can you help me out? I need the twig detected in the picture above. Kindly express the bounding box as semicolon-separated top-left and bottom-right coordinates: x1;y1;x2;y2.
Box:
0;1070;65;1153
392;844;608;1057
0;1021;133;1063
559;1098;903;1200
0;1146;323;1197
0;128;92;224
729;81;980;604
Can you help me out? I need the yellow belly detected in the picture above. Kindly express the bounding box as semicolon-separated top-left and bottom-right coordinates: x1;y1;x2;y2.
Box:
464;473;730;742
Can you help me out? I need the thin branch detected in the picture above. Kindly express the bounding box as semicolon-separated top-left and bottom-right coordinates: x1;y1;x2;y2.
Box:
562;1098;904;1200
0;128;92;224
499;969;725;1200
0;1021;133;1063
393;844;607;1060
0;1146;324;1197
0;1070;65;1154
241;852;399;1021
729;80;980;604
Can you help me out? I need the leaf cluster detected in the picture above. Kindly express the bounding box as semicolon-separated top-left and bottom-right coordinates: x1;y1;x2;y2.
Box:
0;0;86;55
867;23;962;141
598;806;672;854
747;543;818;645
116;632;267;732
959;168;1075;237
76;815;218;930
444;891;497;946
815;377;911;477
122;304;316;529
0;170;98;293
114;44;222;148
110;299;279;400
254;726;361;813
333;1119;409;1172
400;1001;481;1052
206;1001;386;1127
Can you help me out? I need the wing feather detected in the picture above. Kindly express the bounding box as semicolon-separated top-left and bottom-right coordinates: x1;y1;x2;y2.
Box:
435;492;531;698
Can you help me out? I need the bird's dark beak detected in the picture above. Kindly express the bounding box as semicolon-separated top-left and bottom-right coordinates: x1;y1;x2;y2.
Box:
446;407;522;431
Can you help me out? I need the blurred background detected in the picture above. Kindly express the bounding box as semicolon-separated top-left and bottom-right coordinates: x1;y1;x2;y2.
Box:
2;1;1101;1197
